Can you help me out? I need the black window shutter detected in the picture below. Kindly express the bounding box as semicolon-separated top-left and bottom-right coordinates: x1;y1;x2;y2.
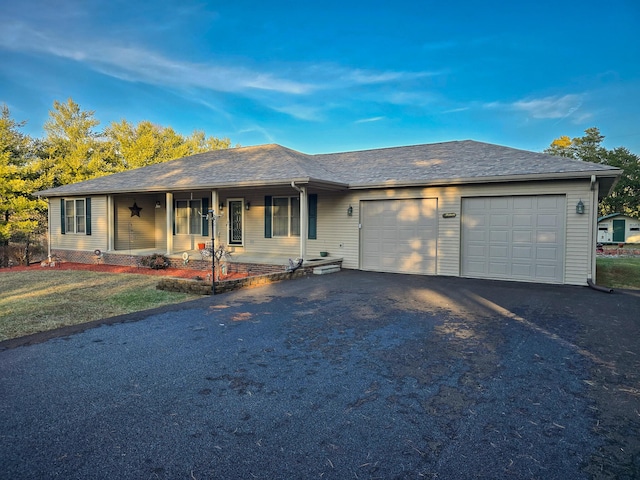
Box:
85;198;92;235
308;194;317;239
264;196;272;238
201;198;209;236
60;199;66;234
172;199;176;235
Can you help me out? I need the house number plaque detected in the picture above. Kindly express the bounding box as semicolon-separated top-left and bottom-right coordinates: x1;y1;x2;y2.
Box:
442;213;457;218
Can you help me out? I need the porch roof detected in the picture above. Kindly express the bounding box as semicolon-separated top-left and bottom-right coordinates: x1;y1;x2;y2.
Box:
37;140;621;197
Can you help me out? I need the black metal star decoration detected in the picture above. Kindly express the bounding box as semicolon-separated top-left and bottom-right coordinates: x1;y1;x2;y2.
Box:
129;202;142;217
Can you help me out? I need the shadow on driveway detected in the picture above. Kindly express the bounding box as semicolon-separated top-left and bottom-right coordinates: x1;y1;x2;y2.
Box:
1;271;639;479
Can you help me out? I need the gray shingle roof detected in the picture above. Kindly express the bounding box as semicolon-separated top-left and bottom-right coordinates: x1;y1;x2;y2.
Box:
37;140;621;197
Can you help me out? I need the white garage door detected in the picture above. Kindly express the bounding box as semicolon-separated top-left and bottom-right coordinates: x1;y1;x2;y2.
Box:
461;195;565;283
361;199;438;275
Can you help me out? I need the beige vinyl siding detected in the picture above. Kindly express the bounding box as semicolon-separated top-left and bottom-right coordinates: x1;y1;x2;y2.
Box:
48;196;109;251
220;188;300;257
307;192;359;263
337;179;593;285
454;180;592;285
114;197;156;250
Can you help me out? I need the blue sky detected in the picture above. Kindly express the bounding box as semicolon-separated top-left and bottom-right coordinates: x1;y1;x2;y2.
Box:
1;0;639;154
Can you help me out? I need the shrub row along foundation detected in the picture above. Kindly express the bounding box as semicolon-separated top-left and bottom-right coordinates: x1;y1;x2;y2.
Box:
157;268;310;295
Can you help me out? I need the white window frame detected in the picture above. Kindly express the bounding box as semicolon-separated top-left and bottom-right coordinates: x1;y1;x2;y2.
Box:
272;196;300;237
65;198;86;234
175;199;202;235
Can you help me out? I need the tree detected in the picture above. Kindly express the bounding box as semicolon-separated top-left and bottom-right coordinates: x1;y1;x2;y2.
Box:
33;98;114;191
104;120;231;169
545;127;640;217
0;105;47;265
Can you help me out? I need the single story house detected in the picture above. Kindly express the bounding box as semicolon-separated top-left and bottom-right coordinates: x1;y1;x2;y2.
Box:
597;213;640;244
37;140;621;286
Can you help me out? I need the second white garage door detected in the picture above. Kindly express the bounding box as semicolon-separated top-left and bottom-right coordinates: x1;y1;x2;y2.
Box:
461;195;566;283
361;199;438;275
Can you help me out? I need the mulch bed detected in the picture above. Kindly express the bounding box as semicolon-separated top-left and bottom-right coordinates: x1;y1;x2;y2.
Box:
0;262;248;281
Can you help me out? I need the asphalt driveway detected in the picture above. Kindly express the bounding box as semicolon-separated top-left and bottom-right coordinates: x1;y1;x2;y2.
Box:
1;271;639;479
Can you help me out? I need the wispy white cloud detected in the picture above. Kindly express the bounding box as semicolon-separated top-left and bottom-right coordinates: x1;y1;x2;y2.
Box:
269;104;324;121
485;94;590;123
355;116;385;124
0;21;437;97
512;94;584;119
0;22;313;95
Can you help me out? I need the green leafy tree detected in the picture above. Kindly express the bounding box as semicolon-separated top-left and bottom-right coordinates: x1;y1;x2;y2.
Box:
0;105;47;265
3;97;234;264
33;98;114;191
104;120;231;169
545;127;640;217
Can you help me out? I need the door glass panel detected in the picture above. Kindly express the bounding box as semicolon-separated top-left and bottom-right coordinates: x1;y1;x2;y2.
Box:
229;201;243;244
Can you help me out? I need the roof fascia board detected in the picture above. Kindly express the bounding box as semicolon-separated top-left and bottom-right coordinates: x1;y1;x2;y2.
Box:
37;177;349;197
346;170;623;190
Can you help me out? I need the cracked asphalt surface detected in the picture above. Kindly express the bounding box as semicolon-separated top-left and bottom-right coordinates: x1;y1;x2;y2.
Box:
1;271;639;479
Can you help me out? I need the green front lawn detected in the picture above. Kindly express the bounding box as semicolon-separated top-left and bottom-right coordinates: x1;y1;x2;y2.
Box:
596;257;640;290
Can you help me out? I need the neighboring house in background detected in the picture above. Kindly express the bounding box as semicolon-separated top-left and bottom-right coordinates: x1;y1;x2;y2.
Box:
597;213;640;244
37;140;621;286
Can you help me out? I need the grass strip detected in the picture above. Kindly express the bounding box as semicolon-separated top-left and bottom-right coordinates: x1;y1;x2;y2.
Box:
596;257;640;290
0;269;200;341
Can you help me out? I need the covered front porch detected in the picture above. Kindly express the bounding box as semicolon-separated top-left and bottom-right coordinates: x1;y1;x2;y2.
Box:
106;182;335;266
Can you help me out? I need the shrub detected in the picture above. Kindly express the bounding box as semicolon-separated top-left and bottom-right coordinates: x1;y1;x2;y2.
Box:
140;253;171;270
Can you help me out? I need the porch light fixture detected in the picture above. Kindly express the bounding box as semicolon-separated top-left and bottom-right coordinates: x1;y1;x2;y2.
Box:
576;199;585;214
218;202;224;212
155;201;161;209
245;202;250;211
347;205;353;216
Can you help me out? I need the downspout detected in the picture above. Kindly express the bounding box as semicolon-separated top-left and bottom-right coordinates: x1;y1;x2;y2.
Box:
291;181;307;261
586;175;613;293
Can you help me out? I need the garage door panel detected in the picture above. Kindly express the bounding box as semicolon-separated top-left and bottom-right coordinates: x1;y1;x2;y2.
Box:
536;231;558;243
512;263;533;276
512;246;532;259
490;230;509;242
513;197;534;209
512;231;532;242
361;199;437;275
490;214;509;226
536;265;558;279
489;262;508;275
489;245;509;257
462;195;565;283
537;196;562;209
490;198;510;209
513;214;533;226
466;245;486;257
537;214;560;227
467;230;486;242
536;246;560;260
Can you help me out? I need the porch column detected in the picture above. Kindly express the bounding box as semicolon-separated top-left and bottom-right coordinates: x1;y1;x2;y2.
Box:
165;192;173;255
107;195;114;251
211;189;219;238
299;186;308;260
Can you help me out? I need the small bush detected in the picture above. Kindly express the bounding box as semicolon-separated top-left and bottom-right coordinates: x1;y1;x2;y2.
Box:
140;253;171;270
